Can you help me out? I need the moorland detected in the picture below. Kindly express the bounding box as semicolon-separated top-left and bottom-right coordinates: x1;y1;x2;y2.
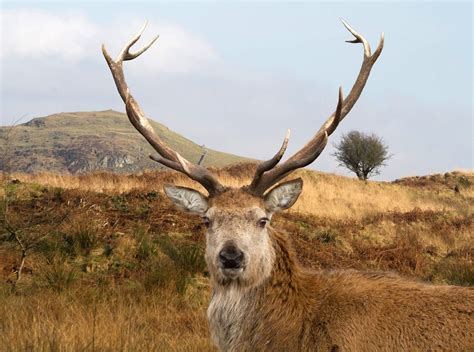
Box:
1;165;472;351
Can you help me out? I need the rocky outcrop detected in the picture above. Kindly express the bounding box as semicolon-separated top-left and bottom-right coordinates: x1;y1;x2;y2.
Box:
0;110;251;174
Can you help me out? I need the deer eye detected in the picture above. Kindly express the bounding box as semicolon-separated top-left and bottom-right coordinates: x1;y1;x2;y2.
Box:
257;217;269;228
202;217;211;228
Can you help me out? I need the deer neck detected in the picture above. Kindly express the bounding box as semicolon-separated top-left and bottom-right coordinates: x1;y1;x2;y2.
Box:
266;226;304;294
208;227;308;350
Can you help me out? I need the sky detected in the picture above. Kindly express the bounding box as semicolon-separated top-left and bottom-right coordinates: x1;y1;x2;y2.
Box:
1;1;472;180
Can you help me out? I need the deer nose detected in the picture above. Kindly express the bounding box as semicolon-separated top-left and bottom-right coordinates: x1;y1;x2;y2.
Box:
219;244;244;269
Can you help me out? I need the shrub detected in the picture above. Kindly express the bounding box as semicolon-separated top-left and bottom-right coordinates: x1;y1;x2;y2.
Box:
34;233;65;261
42;259;77;292
63;220;100;257
111;195;128;211
316;228;338;244
333;130;390;180
142;259;176;291
158;238;206;275
433;250;474;286
157;237;206;295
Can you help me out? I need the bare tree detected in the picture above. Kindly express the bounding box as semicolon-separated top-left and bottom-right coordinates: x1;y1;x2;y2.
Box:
333;130;390;180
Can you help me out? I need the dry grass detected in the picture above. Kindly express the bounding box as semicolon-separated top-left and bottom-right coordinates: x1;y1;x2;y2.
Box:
0;285;213;351
1;165;473;350
9;164;473;219
292;169;473;218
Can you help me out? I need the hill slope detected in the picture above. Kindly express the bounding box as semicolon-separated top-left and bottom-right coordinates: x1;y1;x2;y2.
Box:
1;168;472;350
0;110;252;174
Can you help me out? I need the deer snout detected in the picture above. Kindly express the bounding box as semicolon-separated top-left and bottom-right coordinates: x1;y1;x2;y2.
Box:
219;243;244;269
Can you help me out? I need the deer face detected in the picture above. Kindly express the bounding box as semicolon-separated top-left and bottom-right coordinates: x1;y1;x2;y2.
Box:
165;179;302;287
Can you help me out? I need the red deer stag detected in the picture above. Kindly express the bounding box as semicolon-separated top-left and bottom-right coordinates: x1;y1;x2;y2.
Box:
103;21;474;352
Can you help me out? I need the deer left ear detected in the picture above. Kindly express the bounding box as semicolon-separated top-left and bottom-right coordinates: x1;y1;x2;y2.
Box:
264;178;303;213
164;185;209;215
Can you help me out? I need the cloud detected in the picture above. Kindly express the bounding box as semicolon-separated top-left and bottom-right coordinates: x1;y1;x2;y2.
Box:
1;9;219;72
137;22;219;74
1;9;97;61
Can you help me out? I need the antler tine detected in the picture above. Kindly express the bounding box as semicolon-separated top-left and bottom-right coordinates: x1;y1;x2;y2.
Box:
325;87;343;136
372;32;385;62
120;21;160;61
342;18;385;64
149;154;181;170
341;18;371;56
247;21;383;196
248;129;290;190
175;154;226;193
103;22;224;196
248;91;341;196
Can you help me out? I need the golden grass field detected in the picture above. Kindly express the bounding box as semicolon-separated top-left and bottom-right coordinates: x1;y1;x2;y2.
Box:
1;164;473;351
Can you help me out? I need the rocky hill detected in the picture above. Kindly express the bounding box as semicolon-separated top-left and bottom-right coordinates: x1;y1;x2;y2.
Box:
0;110;252;174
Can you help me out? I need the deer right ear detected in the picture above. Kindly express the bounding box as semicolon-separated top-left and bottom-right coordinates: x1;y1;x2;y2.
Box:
264;178;303;213
164;185;209;215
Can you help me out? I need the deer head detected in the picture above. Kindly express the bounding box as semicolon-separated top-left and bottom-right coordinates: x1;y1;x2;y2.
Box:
102;20;383;288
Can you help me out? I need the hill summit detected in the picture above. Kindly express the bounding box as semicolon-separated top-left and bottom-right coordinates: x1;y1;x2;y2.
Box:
0;110;252;174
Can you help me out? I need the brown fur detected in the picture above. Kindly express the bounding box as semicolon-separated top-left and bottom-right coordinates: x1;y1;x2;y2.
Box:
167;188;474;351
213;227;474;351
210;188;265;209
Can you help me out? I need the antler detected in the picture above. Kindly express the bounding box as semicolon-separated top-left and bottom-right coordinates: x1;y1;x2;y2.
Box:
102;22;224;196
246;20;384;196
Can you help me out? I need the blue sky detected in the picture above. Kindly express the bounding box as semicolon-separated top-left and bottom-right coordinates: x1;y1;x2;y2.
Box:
1;1;472;180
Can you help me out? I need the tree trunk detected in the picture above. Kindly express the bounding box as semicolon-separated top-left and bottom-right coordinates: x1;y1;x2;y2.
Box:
13;248;27;290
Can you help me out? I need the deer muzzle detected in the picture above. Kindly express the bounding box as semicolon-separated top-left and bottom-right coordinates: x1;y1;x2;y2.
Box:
219;243;244;270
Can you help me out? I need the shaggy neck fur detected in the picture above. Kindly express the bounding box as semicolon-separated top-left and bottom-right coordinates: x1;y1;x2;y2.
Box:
207;225;474;352
208;227;314;351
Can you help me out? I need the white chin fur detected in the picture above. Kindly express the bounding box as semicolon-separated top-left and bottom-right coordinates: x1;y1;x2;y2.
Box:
220;267;244;279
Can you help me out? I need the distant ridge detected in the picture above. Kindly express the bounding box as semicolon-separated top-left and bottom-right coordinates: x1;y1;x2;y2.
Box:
0;110;252;174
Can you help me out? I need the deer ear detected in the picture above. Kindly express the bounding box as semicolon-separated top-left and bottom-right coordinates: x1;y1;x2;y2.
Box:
164;185;209;215
264;178;303;213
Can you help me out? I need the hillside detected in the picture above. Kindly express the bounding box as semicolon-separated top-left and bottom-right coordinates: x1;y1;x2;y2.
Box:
1;168;472;350
0;110;252;174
